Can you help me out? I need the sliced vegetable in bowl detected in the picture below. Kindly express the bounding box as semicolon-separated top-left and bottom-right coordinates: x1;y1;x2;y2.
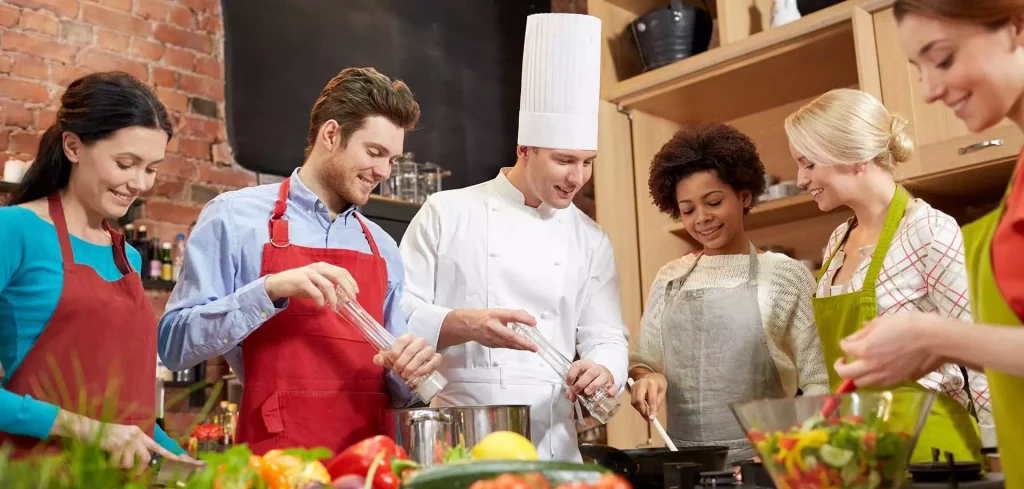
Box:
732;390;936;489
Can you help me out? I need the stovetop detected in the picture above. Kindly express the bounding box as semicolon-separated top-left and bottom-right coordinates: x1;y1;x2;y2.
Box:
690;475;1006;489
661;460;1006;489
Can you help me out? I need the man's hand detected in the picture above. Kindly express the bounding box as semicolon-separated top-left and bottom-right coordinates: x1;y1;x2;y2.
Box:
442;309;539;351
374;333;443;379
629;372;667;420
565;359;616;402
263;262;359;311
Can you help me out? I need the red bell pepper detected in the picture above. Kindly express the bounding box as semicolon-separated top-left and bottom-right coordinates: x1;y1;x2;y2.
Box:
325;435;420;489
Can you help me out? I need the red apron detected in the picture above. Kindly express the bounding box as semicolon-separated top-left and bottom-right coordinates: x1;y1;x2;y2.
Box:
0;193;157;457
234;177;391;456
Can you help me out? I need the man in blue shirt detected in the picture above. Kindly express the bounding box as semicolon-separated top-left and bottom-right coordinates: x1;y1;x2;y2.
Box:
158;67;442;455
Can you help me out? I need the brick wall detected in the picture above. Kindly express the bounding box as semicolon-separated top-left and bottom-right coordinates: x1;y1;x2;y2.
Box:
0;0;253;289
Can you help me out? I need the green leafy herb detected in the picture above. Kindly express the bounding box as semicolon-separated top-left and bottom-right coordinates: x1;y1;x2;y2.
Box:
442;444;472;464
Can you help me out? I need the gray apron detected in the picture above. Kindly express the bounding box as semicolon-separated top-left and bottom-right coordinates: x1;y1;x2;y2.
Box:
661;244;785;464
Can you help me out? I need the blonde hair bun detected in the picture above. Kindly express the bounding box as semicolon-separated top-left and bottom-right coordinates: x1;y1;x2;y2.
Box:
888;114;914;165
784;88;915;174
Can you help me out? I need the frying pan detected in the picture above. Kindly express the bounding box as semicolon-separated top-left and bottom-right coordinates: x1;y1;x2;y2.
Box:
579;444;728;489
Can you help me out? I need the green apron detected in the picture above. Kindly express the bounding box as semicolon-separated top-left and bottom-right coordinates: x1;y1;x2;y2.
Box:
962;155;1024;489
811;186;983;464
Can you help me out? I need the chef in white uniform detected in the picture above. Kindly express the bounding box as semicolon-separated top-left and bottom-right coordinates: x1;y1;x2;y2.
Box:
399;13;629;462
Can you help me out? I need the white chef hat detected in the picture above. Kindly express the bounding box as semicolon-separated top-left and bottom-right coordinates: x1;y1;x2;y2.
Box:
517;13;602;152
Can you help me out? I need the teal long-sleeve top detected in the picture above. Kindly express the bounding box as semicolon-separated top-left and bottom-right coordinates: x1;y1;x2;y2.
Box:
0;206;184;455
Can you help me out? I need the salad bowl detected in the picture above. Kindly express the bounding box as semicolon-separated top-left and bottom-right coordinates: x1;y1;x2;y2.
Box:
730;390;937;489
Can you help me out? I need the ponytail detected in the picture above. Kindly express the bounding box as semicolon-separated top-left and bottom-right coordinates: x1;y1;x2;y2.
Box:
8;124;72;205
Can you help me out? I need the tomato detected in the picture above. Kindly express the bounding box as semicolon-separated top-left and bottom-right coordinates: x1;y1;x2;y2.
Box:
595;474;631;489
747;430;766;443
522;473;550;489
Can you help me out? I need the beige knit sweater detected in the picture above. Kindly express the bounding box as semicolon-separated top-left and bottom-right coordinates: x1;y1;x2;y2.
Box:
629;251;830;397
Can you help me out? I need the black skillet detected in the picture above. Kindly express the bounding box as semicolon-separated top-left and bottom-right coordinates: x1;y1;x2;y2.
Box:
579;444;729;489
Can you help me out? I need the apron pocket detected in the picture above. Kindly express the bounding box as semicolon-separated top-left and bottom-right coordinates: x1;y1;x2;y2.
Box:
276;390;389;452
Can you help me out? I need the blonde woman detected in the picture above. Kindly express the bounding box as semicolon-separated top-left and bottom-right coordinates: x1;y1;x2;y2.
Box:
784;88;990;463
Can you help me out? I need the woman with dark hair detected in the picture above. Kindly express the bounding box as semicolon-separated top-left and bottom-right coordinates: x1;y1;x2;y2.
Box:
0;71;187;467
628;122;829;463
830;1;1024;485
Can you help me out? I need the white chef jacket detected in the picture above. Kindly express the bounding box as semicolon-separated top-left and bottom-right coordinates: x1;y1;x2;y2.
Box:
399;168;630;461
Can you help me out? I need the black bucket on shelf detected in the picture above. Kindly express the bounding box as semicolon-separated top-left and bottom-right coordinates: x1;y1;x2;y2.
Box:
629;0;713;72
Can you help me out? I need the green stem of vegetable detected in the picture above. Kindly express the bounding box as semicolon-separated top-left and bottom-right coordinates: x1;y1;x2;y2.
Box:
364;451;387;489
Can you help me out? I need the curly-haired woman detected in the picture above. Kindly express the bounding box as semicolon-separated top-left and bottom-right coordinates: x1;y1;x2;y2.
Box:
628;123;829;463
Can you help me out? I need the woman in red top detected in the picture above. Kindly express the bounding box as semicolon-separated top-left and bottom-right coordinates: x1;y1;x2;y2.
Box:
834;1;1024;487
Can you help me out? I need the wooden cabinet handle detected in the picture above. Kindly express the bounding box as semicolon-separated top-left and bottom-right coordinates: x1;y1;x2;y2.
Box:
959;139;1004;155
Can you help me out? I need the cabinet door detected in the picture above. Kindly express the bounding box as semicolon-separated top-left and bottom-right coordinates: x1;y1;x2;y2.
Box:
874;7;1021;180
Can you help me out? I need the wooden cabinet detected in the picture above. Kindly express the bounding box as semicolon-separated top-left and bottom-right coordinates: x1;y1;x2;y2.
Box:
589;0;1017;450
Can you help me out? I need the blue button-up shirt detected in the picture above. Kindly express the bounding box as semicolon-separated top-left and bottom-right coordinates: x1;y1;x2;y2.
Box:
157;168;415;406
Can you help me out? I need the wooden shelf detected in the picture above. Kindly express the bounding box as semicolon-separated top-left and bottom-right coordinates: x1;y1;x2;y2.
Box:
143;279;176;291
665;193;846;238
605;0;893;125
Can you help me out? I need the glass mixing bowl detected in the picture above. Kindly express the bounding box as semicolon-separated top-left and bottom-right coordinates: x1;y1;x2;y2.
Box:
730;390;937;489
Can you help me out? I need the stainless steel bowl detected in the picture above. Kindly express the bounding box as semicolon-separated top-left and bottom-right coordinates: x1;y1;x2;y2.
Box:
383;404;531;466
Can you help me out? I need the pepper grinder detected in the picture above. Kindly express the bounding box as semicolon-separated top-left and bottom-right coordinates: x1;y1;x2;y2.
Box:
508;322;621;424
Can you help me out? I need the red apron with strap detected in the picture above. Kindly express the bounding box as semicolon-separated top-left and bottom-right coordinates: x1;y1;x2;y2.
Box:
234;177;391;456
0;193;158;457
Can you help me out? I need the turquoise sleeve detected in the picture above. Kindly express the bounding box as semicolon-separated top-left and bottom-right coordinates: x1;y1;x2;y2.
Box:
153;423;186;455
0;209;62;440
0;208;24;294
0;390;60;440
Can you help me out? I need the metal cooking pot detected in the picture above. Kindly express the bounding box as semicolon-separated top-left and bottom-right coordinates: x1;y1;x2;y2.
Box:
383;405;531;466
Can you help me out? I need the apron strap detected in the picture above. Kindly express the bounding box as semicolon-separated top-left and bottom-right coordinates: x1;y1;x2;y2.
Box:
46;193;133;275
268;177;291;248
858;186;909;306
815;218;855;284
746;242;758;285
47;193;75;265
353;213;381;257
102;220;134;276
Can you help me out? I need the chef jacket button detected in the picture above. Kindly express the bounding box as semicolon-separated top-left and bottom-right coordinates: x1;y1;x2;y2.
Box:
491;206;498;212
554;260;561;266
318;202;325;208
222;338;229;344
306;209;313;215
260;311;268;318
489;252;498;258
541;311;552;319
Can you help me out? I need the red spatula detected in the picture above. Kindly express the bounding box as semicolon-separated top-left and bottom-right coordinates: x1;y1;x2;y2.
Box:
821;378;856;418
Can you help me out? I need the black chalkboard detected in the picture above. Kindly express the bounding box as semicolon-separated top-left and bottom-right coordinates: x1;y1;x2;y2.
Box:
221;0;551;190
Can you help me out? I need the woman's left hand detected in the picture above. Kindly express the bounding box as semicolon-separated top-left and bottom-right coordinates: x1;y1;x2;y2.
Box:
373;334;442;379
835;311;946;386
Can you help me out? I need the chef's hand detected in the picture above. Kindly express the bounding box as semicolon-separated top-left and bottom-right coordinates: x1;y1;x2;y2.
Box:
629;372;666;420
835;311;945;386
374;333;443;379
52;411;179;472
566;359;616;402
448;309;539;351
263;262;359;311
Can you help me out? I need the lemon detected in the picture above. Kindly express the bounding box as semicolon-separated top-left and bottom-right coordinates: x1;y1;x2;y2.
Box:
471;431;538;460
